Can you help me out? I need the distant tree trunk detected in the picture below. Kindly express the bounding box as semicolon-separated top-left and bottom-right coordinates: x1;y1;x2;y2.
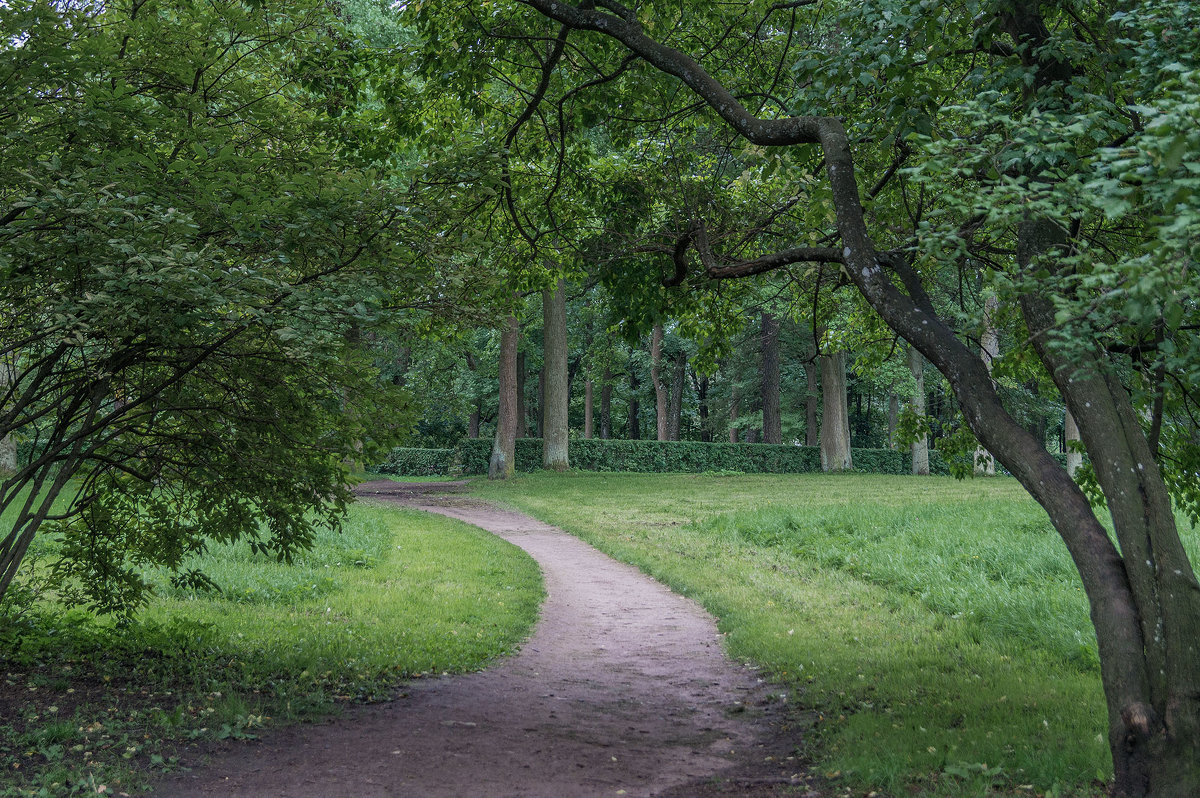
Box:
627;367;641;439
975;294;999;475
909;347;930;476
805;364;819;446
887;392;899;449
761;312;782;445
390;346;411;388
820;352;852;471
468;401;482;439
696;373;711;442
516;351;527;439
1065;408;1082;477
536;367;545;439
745;428;760;444
668;349;686;440
600;367;613;440
542;280;569;471
584;380;594;439
650;324;668;441
729;383;739;443
489;315;519;480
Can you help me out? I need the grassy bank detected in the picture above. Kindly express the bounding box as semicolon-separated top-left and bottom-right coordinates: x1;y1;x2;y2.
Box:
0;501;542;797
471;471;1194;797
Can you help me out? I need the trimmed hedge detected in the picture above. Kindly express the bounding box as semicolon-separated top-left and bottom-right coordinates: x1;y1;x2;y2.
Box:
375;447;456;476
377;438;954;477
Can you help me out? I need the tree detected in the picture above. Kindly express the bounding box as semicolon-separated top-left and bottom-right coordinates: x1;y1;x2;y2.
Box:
760;312;782;444
433;1;1200;791
542;279;570;470
0;0;421;614
819;351;852;471
489;315;520;480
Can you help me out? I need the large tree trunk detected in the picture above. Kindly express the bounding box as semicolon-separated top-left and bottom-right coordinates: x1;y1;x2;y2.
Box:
488;315;519;480
600;367;612;439
542;280;569;471
667;349;686;440
805;364;819;446
819;351;851;471
650;324;668;441
761;312;782;444
908;347;930;476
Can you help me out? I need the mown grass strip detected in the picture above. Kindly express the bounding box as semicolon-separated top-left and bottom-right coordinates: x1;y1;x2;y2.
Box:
470;471;1197;797
0;501;542;797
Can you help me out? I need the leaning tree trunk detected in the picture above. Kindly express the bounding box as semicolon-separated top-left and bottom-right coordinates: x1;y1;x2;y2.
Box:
488;315;520;480
819;351;851;471
908;347;930;476
542;280;569;471
650;324;668;441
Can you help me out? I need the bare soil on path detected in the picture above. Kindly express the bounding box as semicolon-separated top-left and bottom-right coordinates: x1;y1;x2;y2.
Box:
155;480;818;797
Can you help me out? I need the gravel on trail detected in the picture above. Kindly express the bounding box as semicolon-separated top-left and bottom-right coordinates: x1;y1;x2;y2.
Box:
154;480;820;797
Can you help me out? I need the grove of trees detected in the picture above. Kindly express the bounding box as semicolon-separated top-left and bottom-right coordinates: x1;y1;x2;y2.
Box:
3;0;1198;795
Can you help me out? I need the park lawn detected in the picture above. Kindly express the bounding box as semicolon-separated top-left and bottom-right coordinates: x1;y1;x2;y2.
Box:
471;471;1200;798
0;500;542;797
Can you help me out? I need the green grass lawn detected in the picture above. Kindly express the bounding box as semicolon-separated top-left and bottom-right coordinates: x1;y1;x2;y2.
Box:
0;500;542;797
471;471;1199;797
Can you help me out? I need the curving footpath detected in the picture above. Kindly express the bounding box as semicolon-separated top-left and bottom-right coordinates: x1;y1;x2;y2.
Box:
155;480;812;797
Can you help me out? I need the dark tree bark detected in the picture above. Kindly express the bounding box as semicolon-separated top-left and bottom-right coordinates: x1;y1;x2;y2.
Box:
650;324;668;441
819;351;851;471
488;315;519;480
542;280;569;470
584;379;594;439
536;367;545;439
760;312;782;445
696;372;711;442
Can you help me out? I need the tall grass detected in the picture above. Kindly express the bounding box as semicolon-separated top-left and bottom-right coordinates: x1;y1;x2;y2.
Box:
472;471;1198;797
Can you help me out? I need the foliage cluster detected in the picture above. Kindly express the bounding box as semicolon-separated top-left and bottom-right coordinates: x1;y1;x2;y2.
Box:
0;502;541;796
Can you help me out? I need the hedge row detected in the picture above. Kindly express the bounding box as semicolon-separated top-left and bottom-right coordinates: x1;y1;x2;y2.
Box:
375;438;957;477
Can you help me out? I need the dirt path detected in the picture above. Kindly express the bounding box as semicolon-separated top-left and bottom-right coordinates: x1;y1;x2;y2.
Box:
155;481;816;797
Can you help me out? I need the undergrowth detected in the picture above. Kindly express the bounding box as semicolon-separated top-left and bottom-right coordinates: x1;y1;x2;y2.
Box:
0;502;542;797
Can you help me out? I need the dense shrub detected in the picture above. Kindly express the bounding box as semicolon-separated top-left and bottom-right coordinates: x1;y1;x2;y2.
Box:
375;447;456;476
383;439;958;477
